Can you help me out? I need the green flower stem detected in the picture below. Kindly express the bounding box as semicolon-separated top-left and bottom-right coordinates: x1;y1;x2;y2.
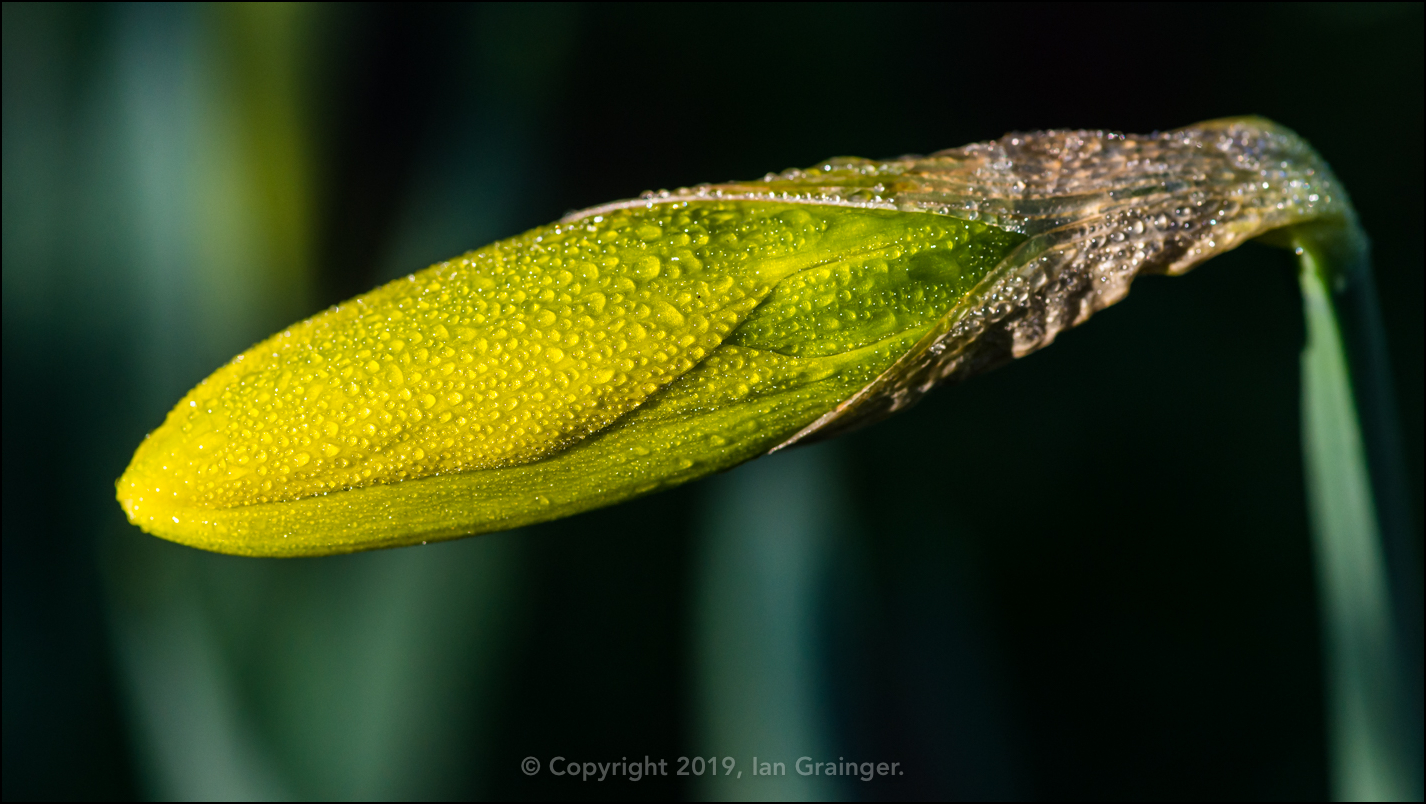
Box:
1294;223;1422;801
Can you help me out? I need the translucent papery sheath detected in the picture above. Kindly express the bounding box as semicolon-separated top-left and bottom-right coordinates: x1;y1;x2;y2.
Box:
118;117;1353;556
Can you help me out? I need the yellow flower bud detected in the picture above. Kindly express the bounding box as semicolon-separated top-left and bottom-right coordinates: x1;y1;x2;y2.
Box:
118;117;1350;555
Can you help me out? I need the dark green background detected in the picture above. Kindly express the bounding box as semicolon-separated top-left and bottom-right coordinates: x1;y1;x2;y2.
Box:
4;3;1421;800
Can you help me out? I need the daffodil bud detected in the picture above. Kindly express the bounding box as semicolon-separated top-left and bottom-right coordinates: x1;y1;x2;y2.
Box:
118;117;1352;555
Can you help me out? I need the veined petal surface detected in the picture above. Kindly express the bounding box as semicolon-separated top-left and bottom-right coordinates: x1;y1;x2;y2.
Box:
120;204;1020;554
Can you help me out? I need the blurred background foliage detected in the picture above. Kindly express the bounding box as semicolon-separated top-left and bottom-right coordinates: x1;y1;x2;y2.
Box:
3;3;1421;800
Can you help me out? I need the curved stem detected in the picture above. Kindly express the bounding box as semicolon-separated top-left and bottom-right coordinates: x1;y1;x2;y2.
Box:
1294;223;1422;801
